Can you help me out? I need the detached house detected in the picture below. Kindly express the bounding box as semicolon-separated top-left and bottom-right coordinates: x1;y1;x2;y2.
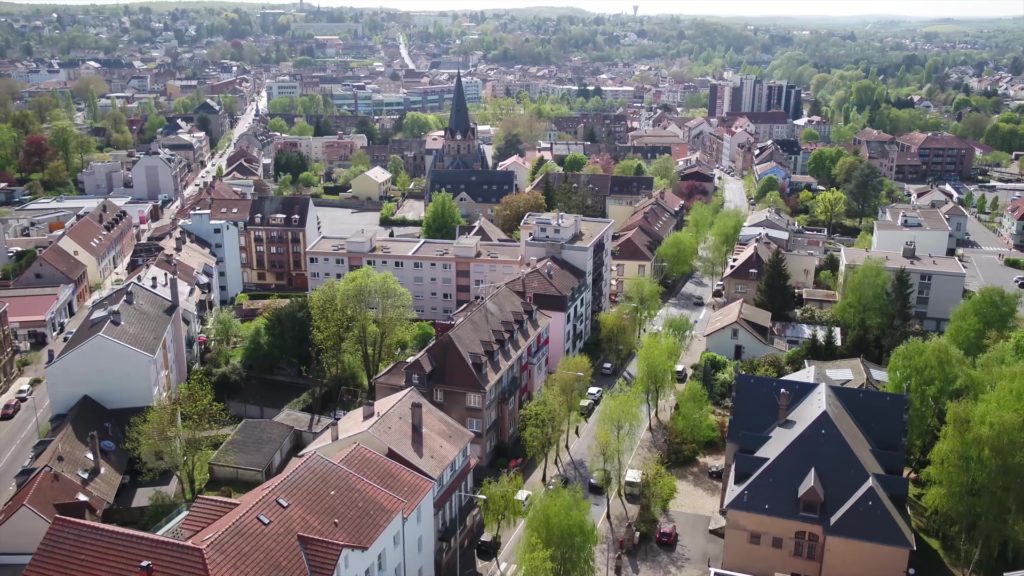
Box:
720;374;914;576
1000;197;1024;249
722;239;816;305
704;299;781;361
373;286;551;465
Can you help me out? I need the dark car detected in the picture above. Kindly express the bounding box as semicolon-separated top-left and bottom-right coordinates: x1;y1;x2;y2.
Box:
476;533;500;560
693;294;705;307
588;470;608;494
655;523;678;546
1;399;20;420
546;474;570;491
708;464;724;479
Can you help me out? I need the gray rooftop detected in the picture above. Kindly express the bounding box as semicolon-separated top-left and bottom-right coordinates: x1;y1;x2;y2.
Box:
209;419;295;472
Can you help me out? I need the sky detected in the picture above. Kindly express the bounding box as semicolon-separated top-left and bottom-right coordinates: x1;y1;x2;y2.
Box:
298;0;1023;18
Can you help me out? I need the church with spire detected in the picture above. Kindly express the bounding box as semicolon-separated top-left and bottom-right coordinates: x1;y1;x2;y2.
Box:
426;70;515;221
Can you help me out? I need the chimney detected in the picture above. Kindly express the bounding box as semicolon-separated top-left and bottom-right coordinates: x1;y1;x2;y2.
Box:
169;263;180;308
329;419;339;442
110;307;122;326
163;272;169;286
125;288;134;305
529;256;538;268
777;388;791;425
88;431;101;473
151;275;158;289
175;236;183;252
902;241;916;259
362;402;374;420
98;213;104;224
138;561;154;576
411;401;423;438
545;262;553;277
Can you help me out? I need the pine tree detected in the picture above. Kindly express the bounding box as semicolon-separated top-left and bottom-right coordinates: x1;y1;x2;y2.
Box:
805;329;823;360
822;324;839;360
888;267;915;327
754;248;796;321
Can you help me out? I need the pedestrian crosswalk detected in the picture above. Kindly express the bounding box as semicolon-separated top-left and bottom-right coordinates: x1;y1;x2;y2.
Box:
975;245;1011;252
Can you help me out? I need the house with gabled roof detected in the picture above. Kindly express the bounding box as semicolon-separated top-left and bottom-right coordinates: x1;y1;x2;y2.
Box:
720;374;914;576
703;299;782;361
505;257;589;366
55;199;136;285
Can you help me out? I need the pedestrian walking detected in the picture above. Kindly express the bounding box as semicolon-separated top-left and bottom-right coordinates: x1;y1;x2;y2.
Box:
574;424;580;438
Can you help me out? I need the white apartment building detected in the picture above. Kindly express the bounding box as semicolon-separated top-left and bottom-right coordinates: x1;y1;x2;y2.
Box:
78;161;126;196
520;212;615;318
131;149;188;202
840;243;966;332
306;232;525;321
266;79;301;99
180;210;244;303
873;204;954;257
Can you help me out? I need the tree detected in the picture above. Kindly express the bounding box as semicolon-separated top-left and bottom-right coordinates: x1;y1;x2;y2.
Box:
597;308;636;368
622;277;662;341
48;121;81;175
636;458;677;536
945;287;1021;359
297;171;319;190
846;161;884;224
562;152;588;173
975;193;988;213
386;154;406;181
275;174;294;195
528;156;549;184
71;76;109;100
813;188;847;237
273;149;310;181
647;155;679;190
662;314;693;344
206;308;242;367
0;124;19;174
888;337;976;472
703;209;744;280
494;190;546;235
667;381;718;465
126;372;229;500
755;175;780;201
518;535;555;576
687;201;715;241
888;266;915;328
142;111;167;143
549;354;593;457
989;195;999;215
520;390;562;484
799;128;821;143
593;386;643;519
834;260;893;361
19;134;52;175
290;119;314;137
267;117;289;134
521;487;598;576
654;230;699;280
636;332;680;430
755;247;797;321
613;157;645;176
807;147;847;188
422;191;463;239
401;111;442;138
479;471;525;542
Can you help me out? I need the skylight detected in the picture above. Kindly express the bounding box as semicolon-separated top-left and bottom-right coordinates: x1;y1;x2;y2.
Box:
276;497;289;508
257;513;271;526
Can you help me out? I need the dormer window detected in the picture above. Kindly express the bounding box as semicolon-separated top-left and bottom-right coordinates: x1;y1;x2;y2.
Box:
291;215;299;225
254;214;262;224
798;468;824;517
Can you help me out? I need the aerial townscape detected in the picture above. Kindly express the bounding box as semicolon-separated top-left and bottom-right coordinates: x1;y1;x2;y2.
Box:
0;1;1022;575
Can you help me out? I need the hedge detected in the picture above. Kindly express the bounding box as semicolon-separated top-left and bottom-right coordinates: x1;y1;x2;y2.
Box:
1005;257;1024;270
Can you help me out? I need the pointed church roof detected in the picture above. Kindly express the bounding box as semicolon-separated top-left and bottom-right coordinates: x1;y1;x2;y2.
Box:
447;71;474;138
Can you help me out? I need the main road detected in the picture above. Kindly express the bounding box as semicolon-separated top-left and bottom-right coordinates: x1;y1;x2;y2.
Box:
483;274;715;574
717;170;749;215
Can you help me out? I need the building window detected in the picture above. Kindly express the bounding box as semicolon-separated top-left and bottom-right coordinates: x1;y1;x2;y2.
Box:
735;284;747;294
394;261;404;268
616;264;624;277
638;264;646;277
748;532;761;546
414;276;424;284
414;261;423;269
442;292;452;300
771;536;783;549
442;263;451;270
309;257;318;264
467;393;483;408
394;532;400;548
433;389;444;402
467;417;482;432
731;328;739;340
366;259;376;267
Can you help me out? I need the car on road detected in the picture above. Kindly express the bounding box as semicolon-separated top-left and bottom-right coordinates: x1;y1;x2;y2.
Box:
1;398;21;419
712;281;724;298
1014;276;1024;285
579;398;595;418
546;474;570;491
514;489;533;511
693;294;705;307
14;384;32;401
588;471;608;494
476;533;500;560
600;362;614;376
655;523;678;546
586;386;604;404
62;329;75;342
675;364;688;382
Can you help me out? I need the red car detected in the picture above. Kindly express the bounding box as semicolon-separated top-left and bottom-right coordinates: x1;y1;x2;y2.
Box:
1;398;20;420
655;523;678;546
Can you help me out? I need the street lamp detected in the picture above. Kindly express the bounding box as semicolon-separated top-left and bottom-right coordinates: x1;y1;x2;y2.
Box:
454;491;487;576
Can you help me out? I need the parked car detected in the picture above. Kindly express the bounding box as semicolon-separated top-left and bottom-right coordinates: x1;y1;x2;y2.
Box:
579;398;595;418
674;364;688;382
708;464;724;479
14;384;32;402
476;533;500;560
546;474;570;491
600;362;614;376
588;471;608;494
655;523;678;546
1;399;20;420
692;294;705;307
586;386;604;404
62;329;75;342
514;489;533;511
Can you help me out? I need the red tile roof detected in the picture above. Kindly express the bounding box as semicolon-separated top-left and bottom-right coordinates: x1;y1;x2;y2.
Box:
334;445;434;517
0;467;102;527
178;495;239;537
0;293;60;322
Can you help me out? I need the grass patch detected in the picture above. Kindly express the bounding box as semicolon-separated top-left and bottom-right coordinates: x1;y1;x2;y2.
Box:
908;486;956;576
202;478;257;499
184;449;215;501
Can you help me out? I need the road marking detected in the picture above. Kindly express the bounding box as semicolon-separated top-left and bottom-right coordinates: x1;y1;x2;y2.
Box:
970;255;986;286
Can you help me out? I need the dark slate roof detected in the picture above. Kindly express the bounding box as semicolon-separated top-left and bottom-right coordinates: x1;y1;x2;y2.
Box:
723;374;913;549
57;285;175;361
531;172;654;198
209;419;295;472
505;257;585;312
428;170;515;204
248;196;313;227
457;217;512;242
446;71;473;138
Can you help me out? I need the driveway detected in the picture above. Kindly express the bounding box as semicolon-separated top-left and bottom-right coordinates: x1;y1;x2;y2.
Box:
596;511;724;576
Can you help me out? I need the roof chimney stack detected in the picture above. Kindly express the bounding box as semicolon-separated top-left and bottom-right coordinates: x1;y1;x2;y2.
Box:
169;262;180;308
411;401;423;438
110;306;122;326
151;275;158;289
138;560;154;576
329;418;339;442
88;431;101;474
777;388;791;425
902;241;916;259
362;402;374;421
175;236;183;252
125;288;134;305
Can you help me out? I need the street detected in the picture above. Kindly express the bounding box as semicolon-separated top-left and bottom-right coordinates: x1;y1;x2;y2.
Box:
961;214;1024;313
0;381;52;504
181;86;265;201
482;274;716;575
717;171;749;215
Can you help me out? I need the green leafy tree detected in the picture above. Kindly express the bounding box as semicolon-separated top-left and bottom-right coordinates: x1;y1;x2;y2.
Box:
636;458;678;536
846;161;884;224
528;156;549;184
290;119;314;137
401;111;442;138
976;193;988;213
888;337;976;472
387;155;406;181
813;188;847;237
562;152;588;173
754;247;797;321
126;372;229;500
622;277;662;341
945;287;1021;359
686;201;715;241
422;191;464;239
853;231;872;249
549;354;593;457
667;381;719;465
206;308;243;367
834;259;892;361
647;154;679;189
613;157;645;176
799;128;821;143
755;175;780;200
635;332;680;429
275;174;293;195
702;209;744;280
143;111;167;143
597;308;636;367
520;389;562;484
655;230;699;280
494;190;546;235
479;471;525;542
593;386;643;519
518;535;555;576
296;171;319;190
662;314;693;344
520;487;598;576
267;116;289;134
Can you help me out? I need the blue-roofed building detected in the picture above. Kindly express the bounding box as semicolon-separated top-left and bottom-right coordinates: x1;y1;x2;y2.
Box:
426;170;516;222
720;374;914;576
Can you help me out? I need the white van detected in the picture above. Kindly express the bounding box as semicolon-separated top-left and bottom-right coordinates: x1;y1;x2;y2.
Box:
624;468;643;497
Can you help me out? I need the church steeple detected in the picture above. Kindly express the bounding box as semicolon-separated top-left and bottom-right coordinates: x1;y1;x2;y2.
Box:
447;70;473;138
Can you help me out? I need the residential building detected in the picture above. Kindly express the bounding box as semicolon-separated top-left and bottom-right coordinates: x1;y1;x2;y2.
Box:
45;283;186;416
722;239;817;305
743;208;827;256
272;133;361;167
23;446;435;576
158;129;211;170
703;299;782;361
938;201;968;243
727;112;795;143
306;232;524;321
192;99;230;143
349;166;392;202
497;155;531;192
787;357;889;391
840;243;966;332
720;374;913;576
266;78;301;99
131;149;188;202
1000;197;1024;249
55;199;136;284
78;161;126;195
180;203;249;303
0;302;14;387
243;196;319;291
895;131;975;181
13;244;91;305
872;204;953;256
520;211;614;318
611;227;657;301
505;257;589;367
526;172;655;231
0;396;127;559
426;170;516;222
373;286;551;465
0;284;77;345
303;388;476;576
793;116;832;144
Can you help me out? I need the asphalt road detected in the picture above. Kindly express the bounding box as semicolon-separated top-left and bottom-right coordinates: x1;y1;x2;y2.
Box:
0;381;52;504
481;274;715;575
961;214;1024;313
717;171;749;215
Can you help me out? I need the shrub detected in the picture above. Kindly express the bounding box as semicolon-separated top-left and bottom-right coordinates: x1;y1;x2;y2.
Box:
1004;257;1024;270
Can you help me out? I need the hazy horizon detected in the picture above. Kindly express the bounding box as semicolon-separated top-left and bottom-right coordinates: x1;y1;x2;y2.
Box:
5;0;1023;19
